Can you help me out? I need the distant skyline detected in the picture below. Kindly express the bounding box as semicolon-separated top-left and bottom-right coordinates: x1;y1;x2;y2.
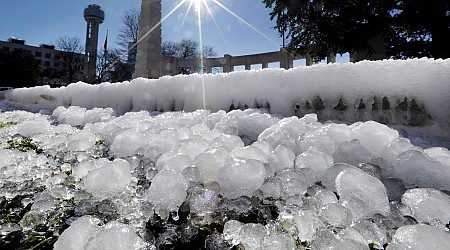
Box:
0;0;348;66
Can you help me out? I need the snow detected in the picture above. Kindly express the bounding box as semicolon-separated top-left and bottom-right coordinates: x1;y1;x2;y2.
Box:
3;58;450;129
0;58;449;249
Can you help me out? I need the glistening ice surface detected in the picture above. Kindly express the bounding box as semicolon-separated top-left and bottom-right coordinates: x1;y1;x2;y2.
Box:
0;106;449;249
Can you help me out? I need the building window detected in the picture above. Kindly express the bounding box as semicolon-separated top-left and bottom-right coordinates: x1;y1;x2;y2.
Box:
45;53;51;59
44;61;50;67
2;46;9;52
63;56;67;61
54;62;60;68
54;54;61;60
35;51;42;57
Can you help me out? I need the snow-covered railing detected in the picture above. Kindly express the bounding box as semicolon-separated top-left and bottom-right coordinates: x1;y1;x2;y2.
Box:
3;58;449;127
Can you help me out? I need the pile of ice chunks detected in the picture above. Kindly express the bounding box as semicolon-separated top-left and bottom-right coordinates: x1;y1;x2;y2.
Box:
0;106;449;249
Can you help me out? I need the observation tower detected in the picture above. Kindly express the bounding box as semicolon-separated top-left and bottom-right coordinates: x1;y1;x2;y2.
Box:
84;4;104;83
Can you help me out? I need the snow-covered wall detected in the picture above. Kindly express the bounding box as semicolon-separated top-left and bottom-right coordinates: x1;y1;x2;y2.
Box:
3;58;450;127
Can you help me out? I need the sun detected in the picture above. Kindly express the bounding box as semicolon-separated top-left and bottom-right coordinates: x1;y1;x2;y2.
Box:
190;0;206;9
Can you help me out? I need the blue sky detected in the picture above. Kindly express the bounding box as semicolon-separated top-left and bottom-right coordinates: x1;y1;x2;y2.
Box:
0;0;348;64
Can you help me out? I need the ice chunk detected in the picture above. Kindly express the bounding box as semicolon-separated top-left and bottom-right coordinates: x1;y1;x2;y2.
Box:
194;148;228;183
82;107;114;124
0;149;16;167
239;223;266;250
67;131;96;152
85;221;145;250
336;227;368;247
326;123;351;146
320;203;352;228
352;219;389;246
388;224;450;250
161;153;192;172
223;220;244;246
299;133;337;155
155;151;178;170
401;188;450;226
294;210;324;242
178;138;210;159
261;232;296;250
56;106;87;126
278;116;307;136
319;163;357;192
145;169;188;218
189;188;220;217
350;121;399;155
205;110;226;129
229;145;267;163
83;159;132;199
313;189;338;204
252;139;273;155
110;130;147;157
259;177;283;198
211;135;244;152
147;129;181;156
268;144;295;173
217;157;265;199
276;168;309;197
377;138;414;177
53;216;101;250
336;168;390;220
17;119;51;137
395;150;450;191
333;140;372;167
238;112;278;142
258;116;305;149
425;147;450;166
295;147;334;174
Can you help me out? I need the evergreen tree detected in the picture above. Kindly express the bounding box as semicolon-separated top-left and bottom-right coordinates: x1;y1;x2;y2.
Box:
263;0;449;60
0;49;42;87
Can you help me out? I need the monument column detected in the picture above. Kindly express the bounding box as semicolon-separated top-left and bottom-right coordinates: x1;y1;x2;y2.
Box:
133;0;163;79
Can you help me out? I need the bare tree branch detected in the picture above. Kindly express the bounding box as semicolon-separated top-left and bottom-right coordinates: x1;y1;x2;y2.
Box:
116;7;140;50
55;36;84;84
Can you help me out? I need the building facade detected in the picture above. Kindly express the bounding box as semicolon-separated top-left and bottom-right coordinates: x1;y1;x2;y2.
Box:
0;38;86;86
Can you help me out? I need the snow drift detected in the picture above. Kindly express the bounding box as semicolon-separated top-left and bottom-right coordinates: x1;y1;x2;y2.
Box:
3;58;450;128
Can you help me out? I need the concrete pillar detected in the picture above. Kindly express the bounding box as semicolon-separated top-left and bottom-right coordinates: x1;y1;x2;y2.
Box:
245;64;251;70
306;55;314;66
223;54;233;73
262;62;268;69
327;53;336;64
279;50;289;69
279;48;294;69
133;0;163;79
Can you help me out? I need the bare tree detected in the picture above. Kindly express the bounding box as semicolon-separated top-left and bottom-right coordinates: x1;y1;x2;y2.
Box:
116;7;140;75
117;8;140;52
56;36;84;84
97;49;133;83
162;38;217;74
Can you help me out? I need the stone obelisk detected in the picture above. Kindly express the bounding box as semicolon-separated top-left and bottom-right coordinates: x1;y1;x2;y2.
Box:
133;0;163;79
